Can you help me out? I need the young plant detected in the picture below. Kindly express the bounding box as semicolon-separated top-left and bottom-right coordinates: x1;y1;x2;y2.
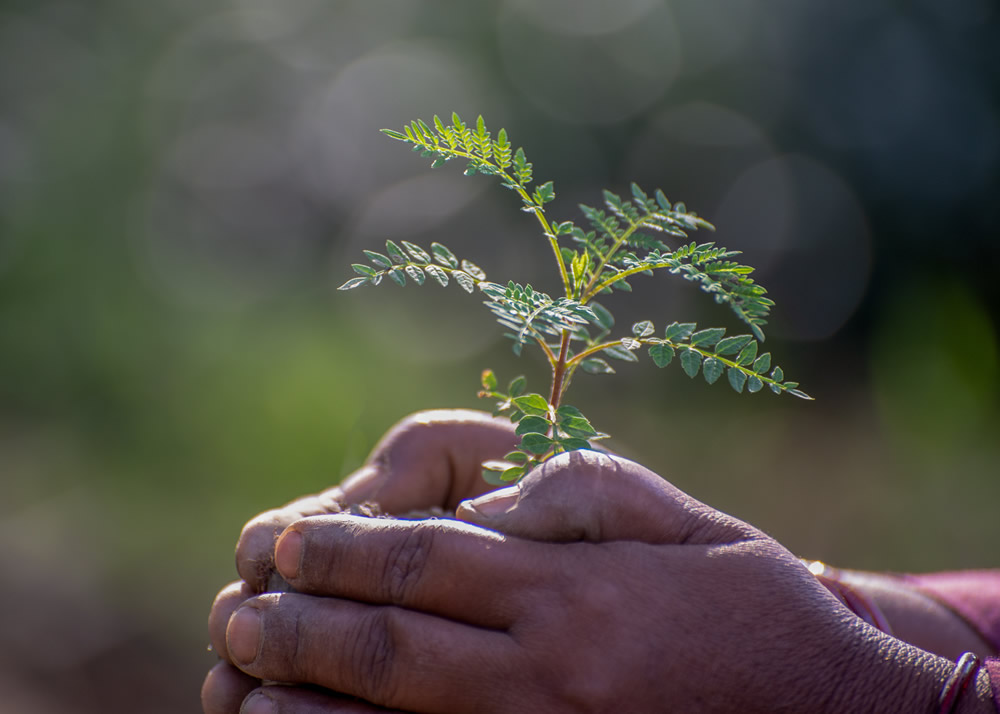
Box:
340;113;811;484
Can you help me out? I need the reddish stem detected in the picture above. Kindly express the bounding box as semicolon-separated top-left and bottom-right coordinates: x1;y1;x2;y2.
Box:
549;332;571;409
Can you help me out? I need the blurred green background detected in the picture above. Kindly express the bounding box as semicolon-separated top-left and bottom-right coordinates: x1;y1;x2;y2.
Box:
1;0;997;710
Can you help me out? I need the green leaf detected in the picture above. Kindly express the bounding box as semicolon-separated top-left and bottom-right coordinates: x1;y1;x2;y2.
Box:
503;451;529;464
681;348;702;378
620;337;641;351
520;432;553;455
747;375;764;393
558;437;591;451
388;267;406;286
771;366;784;382
714;335;753;356
352;263;377;277
753;353;771;374
404;265;425;285
363;251;392;270
533;180;555;205
702;357;724;384
401;241;431;264
425;264;449;287
481;369;497;391
735;340;758;366
512;394;550;416
728;368;747;393
590;302;615;331
454;271;476;293
632;320;655;337
604;345;639;362
431;242;459;268
482;468;508;486
648;343;675;367
788;388;814;400
385;240;408;264
508;375;527;397
665;322;697;341
555;405;585;421
461;260;486;280
337;277;368;290
560;416;598;438
516;415;552;436
381;128;408;141
690;327;726;347
581;358;615;374
501;465;526;482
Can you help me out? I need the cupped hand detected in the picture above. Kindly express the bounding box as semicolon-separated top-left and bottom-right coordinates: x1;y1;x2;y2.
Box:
204;410;518;711
204;446;958;713
234;409;519;593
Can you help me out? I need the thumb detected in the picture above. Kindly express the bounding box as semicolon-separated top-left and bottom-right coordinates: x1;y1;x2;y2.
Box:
456;449;754;545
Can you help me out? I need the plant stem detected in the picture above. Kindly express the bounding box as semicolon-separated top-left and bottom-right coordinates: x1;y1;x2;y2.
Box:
549;331;571;409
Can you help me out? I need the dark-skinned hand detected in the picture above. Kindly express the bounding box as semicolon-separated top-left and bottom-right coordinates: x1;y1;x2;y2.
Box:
203;410;994;713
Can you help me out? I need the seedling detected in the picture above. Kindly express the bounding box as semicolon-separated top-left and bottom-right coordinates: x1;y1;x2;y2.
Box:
340;114;811;484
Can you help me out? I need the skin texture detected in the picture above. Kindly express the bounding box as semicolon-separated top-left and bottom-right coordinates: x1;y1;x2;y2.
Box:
203;409;997;714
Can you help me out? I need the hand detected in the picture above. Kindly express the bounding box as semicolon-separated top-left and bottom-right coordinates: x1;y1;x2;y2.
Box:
203;409;518;713
204;445;980;713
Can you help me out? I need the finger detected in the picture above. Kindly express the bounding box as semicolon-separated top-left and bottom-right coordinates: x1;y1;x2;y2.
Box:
209;581;256;664
242;685;408;713
456;449;754;545
335;409;517;512
274;515;541;628
237;409;517;591
227;593;515;713
202;661;258;714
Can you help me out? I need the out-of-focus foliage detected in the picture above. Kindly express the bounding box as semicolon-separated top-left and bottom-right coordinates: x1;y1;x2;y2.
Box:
0;1;997;711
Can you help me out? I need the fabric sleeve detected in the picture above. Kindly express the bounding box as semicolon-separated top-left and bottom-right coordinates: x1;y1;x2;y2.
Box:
901;570;1000;653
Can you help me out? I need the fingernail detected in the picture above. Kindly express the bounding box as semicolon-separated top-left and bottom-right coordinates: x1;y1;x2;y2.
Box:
227;607;261;665
241;691;275;714
275;529;302;580
468;485;519;516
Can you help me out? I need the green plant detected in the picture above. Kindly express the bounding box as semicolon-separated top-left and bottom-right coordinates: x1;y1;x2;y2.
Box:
340;113;811;484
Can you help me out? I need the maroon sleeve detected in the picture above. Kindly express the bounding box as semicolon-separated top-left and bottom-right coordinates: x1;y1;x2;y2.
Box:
901;570;1000;710
901;570;1000;653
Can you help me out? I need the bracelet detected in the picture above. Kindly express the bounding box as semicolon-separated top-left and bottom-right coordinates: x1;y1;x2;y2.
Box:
937;652;980;714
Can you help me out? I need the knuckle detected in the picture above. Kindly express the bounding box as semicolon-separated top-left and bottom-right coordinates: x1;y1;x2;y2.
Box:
350;608;401;705
380;523;436;604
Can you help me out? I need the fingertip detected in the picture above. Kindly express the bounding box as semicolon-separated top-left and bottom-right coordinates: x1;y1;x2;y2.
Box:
227;606;262;667
202;661;258;714
241;690;275;714
236;510;289;589
209;582;254;663
275;528;302;581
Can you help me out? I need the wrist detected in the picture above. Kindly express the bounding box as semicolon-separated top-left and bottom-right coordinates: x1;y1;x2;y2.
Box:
832;569;995;660
954;669;995;714
817;623;992;713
